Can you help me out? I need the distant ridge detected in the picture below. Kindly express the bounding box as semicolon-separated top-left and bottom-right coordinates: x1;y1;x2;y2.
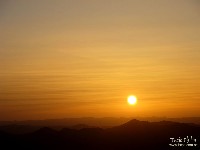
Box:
1;117;200;126
0;119;199;150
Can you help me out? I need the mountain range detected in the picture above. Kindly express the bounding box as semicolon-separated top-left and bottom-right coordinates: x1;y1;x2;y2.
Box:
0;119;199;150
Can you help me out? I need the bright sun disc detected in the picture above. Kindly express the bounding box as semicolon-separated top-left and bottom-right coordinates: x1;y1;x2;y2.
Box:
127;96;137;105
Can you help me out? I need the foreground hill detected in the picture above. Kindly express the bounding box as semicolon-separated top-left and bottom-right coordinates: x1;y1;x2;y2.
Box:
0;120;199;150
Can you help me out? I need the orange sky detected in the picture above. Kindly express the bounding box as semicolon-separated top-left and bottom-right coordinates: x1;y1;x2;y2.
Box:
0;0;200;120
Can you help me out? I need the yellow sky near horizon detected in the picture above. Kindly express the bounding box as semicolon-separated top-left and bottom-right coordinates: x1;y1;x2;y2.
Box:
0;0;200;120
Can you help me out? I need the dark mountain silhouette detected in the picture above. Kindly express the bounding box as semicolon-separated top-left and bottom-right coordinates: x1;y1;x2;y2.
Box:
0;124;40;134
0;117;130;127
1;117;200;127
0;119;199;150
70;124;94;130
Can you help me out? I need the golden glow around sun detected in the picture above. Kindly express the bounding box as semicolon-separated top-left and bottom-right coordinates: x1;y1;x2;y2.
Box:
127;95;137;105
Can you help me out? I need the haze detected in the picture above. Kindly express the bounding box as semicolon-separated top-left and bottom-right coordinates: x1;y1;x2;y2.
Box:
0;0;200;120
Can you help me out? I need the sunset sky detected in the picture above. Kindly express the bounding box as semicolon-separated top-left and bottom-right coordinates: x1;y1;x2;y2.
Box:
0;0;200;120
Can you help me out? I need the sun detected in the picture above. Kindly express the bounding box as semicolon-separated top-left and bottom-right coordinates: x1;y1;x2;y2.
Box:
127;95;137;105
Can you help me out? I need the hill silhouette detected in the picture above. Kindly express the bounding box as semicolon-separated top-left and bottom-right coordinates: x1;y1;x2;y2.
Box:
0;119;199;150
1;117;200;127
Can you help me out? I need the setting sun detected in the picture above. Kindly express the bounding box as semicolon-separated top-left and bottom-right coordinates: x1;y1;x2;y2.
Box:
127;96;137;105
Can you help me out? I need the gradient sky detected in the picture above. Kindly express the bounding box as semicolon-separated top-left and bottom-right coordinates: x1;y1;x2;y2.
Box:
0;0;200;120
